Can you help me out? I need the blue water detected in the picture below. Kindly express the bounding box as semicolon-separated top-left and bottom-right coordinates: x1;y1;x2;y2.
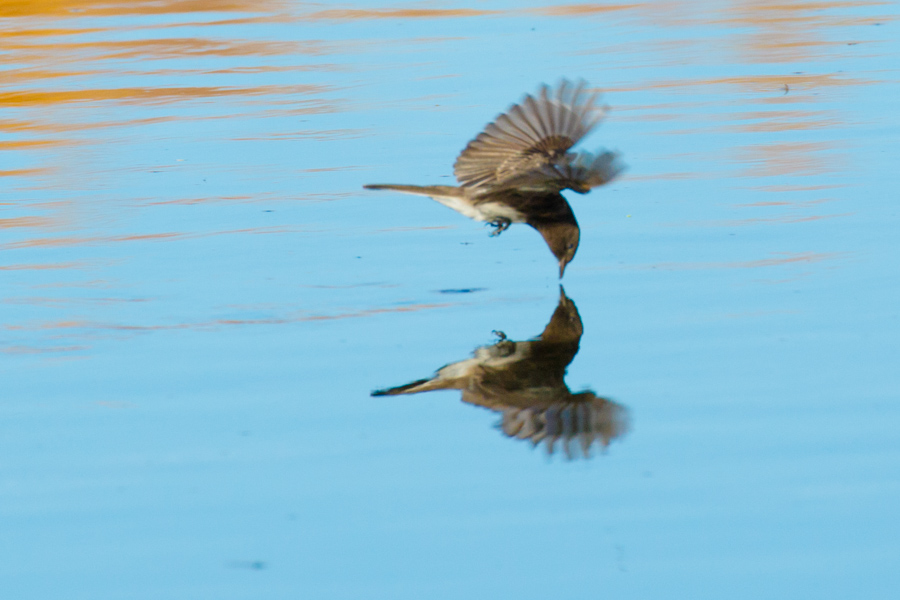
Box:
3;1;900;598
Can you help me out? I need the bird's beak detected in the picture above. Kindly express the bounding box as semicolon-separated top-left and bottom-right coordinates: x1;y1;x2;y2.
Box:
558;260;567;279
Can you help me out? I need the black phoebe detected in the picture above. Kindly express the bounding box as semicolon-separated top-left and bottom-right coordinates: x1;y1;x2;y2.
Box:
365;79;623;278
372;288;629;458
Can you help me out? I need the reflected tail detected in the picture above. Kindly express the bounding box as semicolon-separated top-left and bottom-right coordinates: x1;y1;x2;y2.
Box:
372;377;452;396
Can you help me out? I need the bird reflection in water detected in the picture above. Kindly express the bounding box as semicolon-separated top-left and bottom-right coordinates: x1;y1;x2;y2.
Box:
372;289;629;459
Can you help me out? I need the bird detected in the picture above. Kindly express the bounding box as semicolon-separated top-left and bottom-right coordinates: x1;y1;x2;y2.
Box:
364;79;623;278
372;288;630;458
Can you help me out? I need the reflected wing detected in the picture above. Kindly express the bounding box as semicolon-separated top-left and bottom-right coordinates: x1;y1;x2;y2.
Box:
454;79;605;193
500;394;630;459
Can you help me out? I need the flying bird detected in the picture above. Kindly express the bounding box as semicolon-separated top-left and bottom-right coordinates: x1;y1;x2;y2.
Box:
364;79;623;277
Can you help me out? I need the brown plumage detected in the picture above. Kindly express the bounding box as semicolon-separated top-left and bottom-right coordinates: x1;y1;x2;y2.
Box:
364;79;623;278
372;289;630;458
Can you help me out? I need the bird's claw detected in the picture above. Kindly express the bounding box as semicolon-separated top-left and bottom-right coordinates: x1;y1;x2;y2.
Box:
488;218;511;237
492;330;507;341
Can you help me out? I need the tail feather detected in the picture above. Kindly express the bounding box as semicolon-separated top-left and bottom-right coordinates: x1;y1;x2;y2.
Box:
364;184;463;199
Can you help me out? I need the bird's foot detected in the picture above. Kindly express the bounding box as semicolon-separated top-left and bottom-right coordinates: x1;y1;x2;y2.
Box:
488;218;511;237
492;330;507;341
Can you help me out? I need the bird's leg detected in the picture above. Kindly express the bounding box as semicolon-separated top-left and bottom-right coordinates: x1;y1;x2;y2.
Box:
488;218;511;237
491;330;515;356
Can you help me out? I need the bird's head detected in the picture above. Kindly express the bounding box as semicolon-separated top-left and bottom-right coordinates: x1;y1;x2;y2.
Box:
543;223;579;278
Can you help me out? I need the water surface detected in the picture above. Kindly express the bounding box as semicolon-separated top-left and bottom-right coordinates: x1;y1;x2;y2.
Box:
3;1;900;598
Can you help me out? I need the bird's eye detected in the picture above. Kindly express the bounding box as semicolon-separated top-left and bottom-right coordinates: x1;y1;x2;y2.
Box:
567;244;575;249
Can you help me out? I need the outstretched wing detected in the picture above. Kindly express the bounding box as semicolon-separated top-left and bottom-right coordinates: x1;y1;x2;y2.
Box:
453;79;606;193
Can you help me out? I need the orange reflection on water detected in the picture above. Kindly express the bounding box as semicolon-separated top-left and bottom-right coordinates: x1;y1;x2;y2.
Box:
611;72;869;96
729;252;841;269
735;197;836;207
0;216;56;229
722;0;892;63
119;302;455;329
0;262;84;271
607;72;865;165
1;27;104;36
0;84;326;107
736;141;838;178
5;302;455;341
0;226;303;251
0;0;340;208
2;232;179;250
300;8;497;21
1;168;53;178
626;0;893;62
141;195;254;206
728;109;841;133
232;129;368;142
746;184;847;193
5;319;94;331
0;0;286;18
531;3;638;16
5;37;321;62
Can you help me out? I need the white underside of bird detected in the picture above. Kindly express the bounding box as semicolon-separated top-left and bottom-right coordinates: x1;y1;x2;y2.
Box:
436;342;533;380
431;195;527;224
